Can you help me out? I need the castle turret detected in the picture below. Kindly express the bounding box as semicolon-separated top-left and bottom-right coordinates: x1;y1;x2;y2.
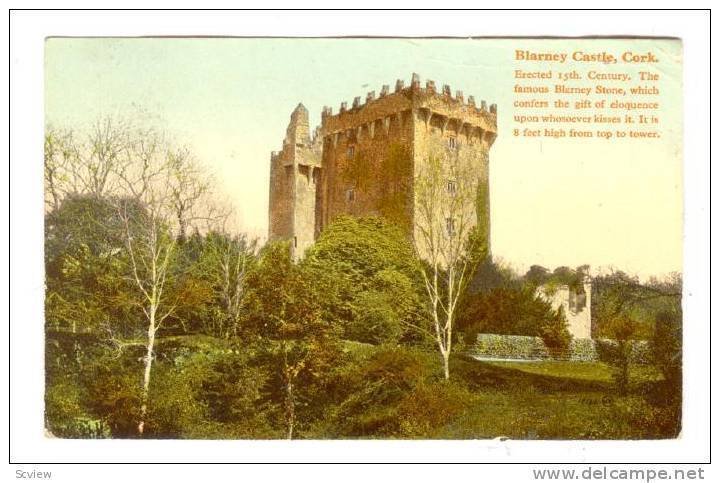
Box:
268;103;322;259
285;103;311;147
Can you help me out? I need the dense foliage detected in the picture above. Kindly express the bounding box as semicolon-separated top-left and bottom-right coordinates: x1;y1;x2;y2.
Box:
303;216;425;345
44;120;682;440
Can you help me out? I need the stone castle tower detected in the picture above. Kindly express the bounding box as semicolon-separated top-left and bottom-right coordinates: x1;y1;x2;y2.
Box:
268;103;323;258
269;74;497;259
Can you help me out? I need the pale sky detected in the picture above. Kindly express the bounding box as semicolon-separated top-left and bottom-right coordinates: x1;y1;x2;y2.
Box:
45;38;683;279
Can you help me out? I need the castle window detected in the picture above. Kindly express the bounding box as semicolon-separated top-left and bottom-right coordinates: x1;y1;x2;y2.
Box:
294;236;297;248
448;137;457;149
347;146;355;159
346;188;355;203
446;180;457;195
298;164;310;182
445;217;456;237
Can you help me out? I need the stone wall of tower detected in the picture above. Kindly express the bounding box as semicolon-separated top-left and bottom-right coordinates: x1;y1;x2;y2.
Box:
319;83;416;234
268;103;322;259
409;75;497;260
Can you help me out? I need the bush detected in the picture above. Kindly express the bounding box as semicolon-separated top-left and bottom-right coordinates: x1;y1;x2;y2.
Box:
396;382;474;438
45;378;110;438
321;346;430;437
458;286;570;350
347;290;405;344
144;362;207;438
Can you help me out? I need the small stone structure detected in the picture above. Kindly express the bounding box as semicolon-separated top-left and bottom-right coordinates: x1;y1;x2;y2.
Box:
536;279;593;339
268;73;497;259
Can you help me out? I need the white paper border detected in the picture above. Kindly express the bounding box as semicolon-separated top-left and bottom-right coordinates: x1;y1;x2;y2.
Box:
6;9;711;471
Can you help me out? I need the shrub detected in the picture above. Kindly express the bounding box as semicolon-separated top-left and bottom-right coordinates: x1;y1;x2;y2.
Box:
458;286;570;350
303;216;425;345
322;346;430;437
45;378;110;438
396;381;474;438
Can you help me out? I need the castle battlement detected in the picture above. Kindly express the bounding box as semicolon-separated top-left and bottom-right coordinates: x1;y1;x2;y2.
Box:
320;73;497;138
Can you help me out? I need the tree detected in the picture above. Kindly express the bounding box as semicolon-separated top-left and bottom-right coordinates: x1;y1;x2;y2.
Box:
524;265;550;287
44;115;231;437
599;315;639;396
117;196;179;436
652;310;682;389
243;242;342;439
593;269;682;339
44;194;148;346
413;145;487;379
303;216;424;344
187;231;258;338
108;121;217;436
44;126;78;212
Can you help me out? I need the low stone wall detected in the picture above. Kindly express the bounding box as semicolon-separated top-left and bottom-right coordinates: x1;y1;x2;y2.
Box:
470;334;651;363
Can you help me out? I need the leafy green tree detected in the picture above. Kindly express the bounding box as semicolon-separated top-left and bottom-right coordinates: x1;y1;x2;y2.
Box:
524;265;550;287
45;194;140;335
181;231;257;338
652;310;682;389
467;258;521;294
593;270;682;339
243;241;343;439
651;308;682;434
303;216;425;344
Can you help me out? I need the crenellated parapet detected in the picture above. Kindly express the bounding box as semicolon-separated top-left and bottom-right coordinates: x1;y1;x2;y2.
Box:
320;73;497;145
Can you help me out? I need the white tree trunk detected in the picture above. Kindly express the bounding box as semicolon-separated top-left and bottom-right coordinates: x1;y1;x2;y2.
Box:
137;307;157;436
286;377;295;440
442;351;450;380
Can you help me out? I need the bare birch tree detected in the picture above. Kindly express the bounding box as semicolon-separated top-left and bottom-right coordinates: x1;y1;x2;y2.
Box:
44;126;77;211
200;231;257;338
413;142;487;379
78;116;132;198
112;125;217;436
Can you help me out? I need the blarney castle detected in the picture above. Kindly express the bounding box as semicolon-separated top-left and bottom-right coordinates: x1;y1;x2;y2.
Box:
268;73;497;260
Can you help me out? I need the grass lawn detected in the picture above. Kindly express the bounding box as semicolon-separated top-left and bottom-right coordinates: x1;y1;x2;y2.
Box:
483;360;662;384
436;355;678;440
334;342;679;440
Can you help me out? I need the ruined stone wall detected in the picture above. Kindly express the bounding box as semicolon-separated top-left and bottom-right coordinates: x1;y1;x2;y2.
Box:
470;334;651;363
536;281;593;339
